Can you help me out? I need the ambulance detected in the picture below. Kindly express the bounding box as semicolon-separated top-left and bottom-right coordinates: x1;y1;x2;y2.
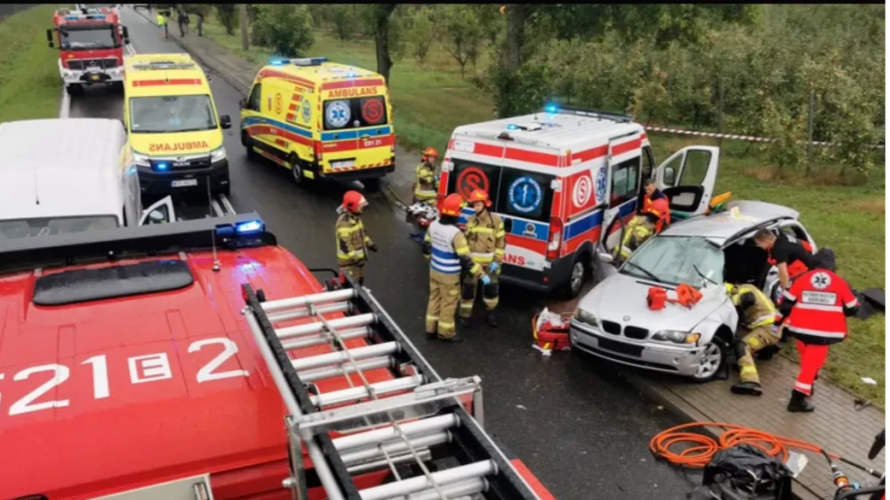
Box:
123;53;232;196
239;57;395;191
439;106;720;298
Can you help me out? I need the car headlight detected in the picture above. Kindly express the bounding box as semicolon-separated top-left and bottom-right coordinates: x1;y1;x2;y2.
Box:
133;151;151;167
210;146;227;163
652;330;701;344
572;309;598;327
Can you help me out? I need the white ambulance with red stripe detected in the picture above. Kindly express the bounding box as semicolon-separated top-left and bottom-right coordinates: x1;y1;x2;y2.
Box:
439;106;719;298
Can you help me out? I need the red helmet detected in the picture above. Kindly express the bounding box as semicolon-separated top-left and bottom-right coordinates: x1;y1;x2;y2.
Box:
440;193;465;217
467;189;491;207
342;190;368;213
422;146;438;161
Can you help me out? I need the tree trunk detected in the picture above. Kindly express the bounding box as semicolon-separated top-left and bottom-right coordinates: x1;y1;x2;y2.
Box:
375;5;398;84
502;4;526;74
239;4;249;51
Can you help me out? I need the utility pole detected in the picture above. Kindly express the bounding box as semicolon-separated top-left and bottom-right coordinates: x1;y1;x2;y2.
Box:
240;4;249;51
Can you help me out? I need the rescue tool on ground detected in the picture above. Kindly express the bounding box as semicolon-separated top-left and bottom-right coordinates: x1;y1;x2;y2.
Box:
240;57;395;191
123;53;232;196
48;7;129;95
0;213;555;500
439;105;720;299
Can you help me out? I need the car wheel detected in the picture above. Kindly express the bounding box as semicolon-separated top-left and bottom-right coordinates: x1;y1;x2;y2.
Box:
289;153;304;185
66;84;82;96
692;337;727;382
241;132;258;160
560;256;588;299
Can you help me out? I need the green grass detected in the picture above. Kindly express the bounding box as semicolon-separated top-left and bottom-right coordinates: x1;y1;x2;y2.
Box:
202;18;886;405
0;6;65;122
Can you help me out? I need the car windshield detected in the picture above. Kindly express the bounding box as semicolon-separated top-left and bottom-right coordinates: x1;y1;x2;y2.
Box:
60;26;116;50
0;215;119;240
130;95;217;133
621;236;724;287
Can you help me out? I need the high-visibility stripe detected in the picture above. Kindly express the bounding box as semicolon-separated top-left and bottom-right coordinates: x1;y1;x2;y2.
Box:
494;249;505;256
795;382;812;390
784;291;797;301
740;366;757;376
845;299;860;308
750;314;776;327
471;252;495;259
454;245;470;254
796;303;843;312
786;326;846;338
470;227;495;234
495;231;506;238
439;321;455;328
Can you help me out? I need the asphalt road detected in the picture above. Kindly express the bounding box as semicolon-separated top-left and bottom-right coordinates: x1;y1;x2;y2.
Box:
68;9;704;499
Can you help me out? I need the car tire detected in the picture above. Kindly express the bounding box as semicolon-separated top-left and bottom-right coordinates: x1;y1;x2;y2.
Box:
111;81;124;93
241;132;258;161
560;254;589;300
289;153;304;185
66;84;82;96
691;336;728;383
216;181;230;196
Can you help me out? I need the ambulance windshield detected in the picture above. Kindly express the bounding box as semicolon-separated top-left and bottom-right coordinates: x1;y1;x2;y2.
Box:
0;215;118;240
323;96;388;131
60;26;117;50
622;236;724;287
130;95;218;133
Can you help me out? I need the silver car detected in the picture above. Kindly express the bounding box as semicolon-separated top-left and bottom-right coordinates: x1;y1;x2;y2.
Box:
570;200;817;381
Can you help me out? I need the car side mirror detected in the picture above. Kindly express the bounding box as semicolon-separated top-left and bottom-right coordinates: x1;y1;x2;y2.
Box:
663;166;676;185
46;29;54;47
220;115;232;130
142;208;168;225
239;98;247;109
597;252;614;264
122;26;129;39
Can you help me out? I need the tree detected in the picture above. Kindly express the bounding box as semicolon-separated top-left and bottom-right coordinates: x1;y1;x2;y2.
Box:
442;4;483;78
215;4;237;36
367;5;399;84
330;5;360;41
405;6;435;67
252;5;314;56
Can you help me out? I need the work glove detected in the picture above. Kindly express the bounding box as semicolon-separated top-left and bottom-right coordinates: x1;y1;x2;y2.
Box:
489;262;500;273
481;274;491;286
770;324;781;336
368;243;378;253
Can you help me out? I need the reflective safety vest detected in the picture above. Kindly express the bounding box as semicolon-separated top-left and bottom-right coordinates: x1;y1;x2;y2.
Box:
335;212;372;266
428;220;463;274
777;269;859;345
730;284;776;328
414;162;437;202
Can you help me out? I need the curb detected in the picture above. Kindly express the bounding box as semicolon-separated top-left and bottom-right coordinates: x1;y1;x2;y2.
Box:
622;372;823;500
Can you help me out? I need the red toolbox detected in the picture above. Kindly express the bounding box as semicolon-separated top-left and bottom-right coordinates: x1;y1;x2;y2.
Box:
532;310;573;352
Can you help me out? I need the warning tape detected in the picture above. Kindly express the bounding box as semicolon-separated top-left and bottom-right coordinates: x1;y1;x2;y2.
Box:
643;126;885;150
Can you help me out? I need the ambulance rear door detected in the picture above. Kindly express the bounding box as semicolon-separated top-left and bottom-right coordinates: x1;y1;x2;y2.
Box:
598;134;643;256
654;146;720;219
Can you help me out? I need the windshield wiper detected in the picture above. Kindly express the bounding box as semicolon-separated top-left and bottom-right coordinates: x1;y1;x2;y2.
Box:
624;261;661;282
175;127;215;132
693;264;720;287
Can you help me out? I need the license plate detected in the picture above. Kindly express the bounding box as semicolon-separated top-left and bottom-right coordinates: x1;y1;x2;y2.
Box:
173;161;190;167
597;337;644;358
172;179;198;187
332;160;355;169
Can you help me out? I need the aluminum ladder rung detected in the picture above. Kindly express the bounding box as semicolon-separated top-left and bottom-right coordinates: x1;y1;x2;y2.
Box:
358;460;496;500
282;327;370;350
347;449;432;475
268;301;351;323
291;342;400;372
262;288;357;313
297;356;393;383
339;430;450;466
393;478;488;500
309;375;424;408
333;414;459;452
277;313;376;339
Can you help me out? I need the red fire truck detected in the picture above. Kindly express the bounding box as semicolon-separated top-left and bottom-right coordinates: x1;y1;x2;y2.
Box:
47;8;130;95
0;214;556;500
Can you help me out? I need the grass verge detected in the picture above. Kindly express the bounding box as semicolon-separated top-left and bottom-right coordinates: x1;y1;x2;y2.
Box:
201;18;885;405
0;5;64;122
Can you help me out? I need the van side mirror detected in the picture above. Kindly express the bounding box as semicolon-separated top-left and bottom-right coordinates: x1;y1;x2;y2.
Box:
663;166;676;185
597;252;614;264
220;115;232;130
46;29;54;47
239;98;247;109
122;26;129;39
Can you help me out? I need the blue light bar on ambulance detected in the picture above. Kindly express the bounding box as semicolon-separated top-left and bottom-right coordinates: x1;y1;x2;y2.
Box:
291;57;328;67
270;59;285;66
544;104;559;114
65;13;105;20
505;124;519;131
236;220;264;234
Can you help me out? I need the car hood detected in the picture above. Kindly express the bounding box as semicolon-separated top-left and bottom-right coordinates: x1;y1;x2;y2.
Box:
578;272;729;332
129;129;222;156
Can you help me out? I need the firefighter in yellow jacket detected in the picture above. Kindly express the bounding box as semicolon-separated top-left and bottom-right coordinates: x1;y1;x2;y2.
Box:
413;147;439;205
336;191;377;287
459;189;506;328
422;193;487;343
726;283;781;397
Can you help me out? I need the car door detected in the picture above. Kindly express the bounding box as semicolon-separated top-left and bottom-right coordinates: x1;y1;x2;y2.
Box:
654;146;719;219
598;140;642;256
139;195;177;225
762;219;818;302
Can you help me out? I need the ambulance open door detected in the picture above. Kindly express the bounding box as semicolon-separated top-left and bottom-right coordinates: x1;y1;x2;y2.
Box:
654;146;720;219
596;137;643;263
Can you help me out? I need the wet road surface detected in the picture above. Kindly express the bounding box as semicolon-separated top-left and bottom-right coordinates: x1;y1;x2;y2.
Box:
70;9;705;498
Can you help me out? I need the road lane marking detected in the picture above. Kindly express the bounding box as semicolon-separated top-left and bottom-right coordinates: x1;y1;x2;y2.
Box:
59;87;70;119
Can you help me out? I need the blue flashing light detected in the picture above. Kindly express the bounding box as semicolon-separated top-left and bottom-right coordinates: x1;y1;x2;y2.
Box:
156;162;169;171
235;220;264;234
505;124;519;131
270;59;285;66
544;104;559;114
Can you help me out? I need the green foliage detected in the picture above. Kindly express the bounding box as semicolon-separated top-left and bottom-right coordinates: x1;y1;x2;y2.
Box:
253;5;315;57
184;4;210;17
404;6;435;67
329;4;361;41
0;5;62;122
214;4;236;36
441;4;484;78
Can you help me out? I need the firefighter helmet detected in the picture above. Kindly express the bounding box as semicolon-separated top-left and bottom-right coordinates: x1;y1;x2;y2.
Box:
342;190;368;213
422;146;439;161
467;188;492;207
440;193;465;217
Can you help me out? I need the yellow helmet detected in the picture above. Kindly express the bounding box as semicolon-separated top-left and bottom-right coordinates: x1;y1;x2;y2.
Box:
725;283;738;295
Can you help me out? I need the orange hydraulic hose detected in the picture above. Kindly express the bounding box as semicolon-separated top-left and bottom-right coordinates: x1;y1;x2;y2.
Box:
650;422;842;469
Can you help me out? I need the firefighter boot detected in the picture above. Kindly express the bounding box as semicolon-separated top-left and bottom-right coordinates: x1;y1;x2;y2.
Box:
486;311;498;327
731;382;763;396
787;390;815;413
438;335;464;343
459;317;471;328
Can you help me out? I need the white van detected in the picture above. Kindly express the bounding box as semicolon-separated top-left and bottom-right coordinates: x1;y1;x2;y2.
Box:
0;118;176;240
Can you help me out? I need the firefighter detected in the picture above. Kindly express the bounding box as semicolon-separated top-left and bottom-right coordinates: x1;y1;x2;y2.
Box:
774;263;859;412
614;197;670;262
459;189;505;328
753;229;817;292
335;191;377;287
422;193;488;343
414;147;439;206
726;283;780;396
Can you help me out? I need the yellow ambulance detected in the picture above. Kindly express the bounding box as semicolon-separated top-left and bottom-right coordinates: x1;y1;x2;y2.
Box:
239;57;395;191
123;53;232;195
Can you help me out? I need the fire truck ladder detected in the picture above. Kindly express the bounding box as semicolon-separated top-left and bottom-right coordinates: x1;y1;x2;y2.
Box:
241;275;545;500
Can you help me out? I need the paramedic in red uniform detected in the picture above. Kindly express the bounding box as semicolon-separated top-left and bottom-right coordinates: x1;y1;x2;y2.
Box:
753;229;816;292
638;178;667;216
773;263;859;412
